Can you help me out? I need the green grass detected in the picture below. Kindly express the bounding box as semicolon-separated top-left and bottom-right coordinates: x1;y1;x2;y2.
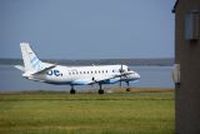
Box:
0;90;175;134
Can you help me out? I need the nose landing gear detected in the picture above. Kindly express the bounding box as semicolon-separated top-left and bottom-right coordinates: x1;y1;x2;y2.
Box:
126;81;131;92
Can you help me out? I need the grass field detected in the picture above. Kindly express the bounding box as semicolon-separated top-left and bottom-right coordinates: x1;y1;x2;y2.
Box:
0;88;175;134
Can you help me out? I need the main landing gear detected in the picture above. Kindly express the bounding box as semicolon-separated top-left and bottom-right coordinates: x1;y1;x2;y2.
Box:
69;84;104;94
70;85;76;94
98;84;104;94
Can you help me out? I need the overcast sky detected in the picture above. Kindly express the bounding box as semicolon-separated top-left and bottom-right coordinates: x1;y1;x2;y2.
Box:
0;0;175;59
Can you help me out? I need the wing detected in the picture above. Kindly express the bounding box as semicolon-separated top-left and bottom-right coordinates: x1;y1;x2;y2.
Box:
71;76;116;85
70;71;135;85
94;75;116;83
94;71;134;84
71;79;93;85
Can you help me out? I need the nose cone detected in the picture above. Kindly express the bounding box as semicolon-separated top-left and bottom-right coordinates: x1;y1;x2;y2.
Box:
128;71;141;80
135;72;141;79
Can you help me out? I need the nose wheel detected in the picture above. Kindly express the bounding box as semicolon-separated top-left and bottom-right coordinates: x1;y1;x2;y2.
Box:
126;81;130;92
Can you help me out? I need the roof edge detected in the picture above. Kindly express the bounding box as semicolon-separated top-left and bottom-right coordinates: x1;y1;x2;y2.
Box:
172;0;179;13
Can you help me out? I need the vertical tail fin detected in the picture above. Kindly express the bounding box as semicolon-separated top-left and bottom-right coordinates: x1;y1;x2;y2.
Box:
20;42;42;72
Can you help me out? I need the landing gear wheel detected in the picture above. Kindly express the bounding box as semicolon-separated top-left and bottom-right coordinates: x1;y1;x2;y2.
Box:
98;84;104;94
126;81;130;92
126;88;130;92
70;89;76;94
98;89;104;94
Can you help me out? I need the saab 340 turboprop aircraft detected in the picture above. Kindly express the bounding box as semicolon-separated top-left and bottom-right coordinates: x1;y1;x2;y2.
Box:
15;42;140;94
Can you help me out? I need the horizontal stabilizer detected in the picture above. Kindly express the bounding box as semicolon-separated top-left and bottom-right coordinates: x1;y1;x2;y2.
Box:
32;64;57;75
15;65;25;72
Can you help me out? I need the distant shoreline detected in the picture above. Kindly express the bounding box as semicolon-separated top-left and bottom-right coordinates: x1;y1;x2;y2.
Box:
0;58;174;66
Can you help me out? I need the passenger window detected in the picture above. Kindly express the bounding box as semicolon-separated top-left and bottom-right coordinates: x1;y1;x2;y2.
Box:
112;70;115;73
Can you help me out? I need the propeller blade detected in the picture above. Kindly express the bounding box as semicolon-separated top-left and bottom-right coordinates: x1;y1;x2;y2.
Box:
119;64;125;73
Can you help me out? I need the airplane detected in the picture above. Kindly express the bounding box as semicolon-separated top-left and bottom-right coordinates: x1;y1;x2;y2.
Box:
15;42;141;94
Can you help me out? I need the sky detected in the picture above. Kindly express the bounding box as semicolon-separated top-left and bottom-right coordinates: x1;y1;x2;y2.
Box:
0;0;175;59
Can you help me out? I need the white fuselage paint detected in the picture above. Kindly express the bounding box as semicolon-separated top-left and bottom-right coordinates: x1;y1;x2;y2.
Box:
30;64;140;85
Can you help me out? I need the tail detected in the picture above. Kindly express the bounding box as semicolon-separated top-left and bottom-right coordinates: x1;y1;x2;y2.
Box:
20;42;43;72
15;42;56;77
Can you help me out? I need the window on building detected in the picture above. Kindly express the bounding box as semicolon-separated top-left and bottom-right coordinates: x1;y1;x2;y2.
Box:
185;10;200;41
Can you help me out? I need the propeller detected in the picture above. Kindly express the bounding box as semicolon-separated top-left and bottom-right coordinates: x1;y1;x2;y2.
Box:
119;65;125;88
119;64;125;73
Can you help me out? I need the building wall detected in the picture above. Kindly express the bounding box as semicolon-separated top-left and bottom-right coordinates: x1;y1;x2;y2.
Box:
175;0;200;134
